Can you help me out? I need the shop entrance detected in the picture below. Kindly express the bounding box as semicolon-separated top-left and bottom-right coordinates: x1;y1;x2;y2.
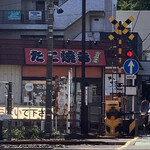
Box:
74;78;103;134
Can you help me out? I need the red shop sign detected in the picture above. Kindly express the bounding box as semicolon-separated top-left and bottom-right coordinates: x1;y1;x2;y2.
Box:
25;48;106;66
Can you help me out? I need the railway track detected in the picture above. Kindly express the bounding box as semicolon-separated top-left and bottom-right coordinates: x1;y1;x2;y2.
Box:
0;139;126;149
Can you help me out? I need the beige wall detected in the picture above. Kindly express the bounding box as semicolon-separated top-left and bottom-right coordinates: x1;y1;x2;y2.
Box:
0;65;21;105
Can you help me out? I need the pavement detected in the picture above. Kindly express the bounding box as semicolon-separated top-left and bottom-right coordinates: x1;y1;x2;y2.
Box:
64;133;134;144
62;133;150;149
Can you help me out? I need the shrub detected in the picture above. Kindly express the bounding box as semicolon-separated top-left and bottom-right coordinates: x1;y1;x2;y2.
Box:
24;126;41;139
11;127;24;140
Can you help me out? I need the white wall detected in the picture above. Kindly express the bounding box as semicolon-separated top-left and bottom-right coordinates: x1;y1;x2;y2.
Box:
59;0;116;40
54;0;105;30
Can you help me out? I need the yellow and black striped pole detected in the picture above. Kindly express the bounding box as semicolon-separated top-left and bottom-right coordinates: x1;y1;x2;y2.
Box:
117;21;122;107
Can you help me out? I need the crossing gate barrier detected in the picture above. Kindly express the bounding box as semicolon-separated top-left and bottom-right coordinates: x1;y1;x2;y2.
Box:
105;101;121;136
122;119;138;136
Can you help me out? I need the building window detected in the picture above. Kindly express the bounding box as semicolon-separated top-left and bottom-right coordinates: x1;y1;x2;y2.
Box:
54;0;59;6
36;1;45;11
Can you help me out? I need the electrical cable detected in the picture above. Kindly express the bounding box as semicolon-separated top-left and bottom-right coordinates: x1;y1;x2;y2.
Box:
145;44;150;51
132;10;140;32
142;33;150;43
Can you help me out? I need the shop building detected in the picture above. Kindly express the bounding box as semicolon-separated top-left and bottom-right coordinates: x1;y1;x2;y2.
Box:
0;39;142;133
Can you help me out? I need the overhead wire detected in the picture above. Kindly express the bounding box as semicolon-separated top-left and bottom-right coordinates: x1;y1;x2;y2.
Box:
142;33;150;43
142;33;150;51
132;10;140;32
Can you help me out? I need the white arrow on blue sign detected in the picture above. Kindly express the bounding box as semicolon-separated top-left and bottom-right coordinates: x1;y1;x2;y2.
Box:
123;59;139;75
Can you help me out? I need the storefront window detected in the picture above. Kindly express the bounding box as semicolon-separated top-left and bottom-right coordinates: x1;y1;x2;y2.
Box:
22;79;101;107
22;80;46;106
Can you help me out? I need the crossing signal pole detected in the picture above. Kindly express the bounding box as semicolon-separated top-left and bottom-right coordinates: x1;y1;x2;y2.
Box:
109;16;135;106
106;16;135;136
117;21;123;107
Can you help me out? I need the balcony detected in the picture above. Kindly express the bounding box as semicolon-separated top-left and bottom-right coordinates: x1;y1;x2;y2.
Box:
0;10;48;30
0;10;47;27
0;10;47;24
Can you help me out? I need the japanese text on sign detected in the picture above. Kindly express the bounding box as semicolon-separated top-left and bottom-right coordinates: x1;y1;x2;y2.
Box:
25;48;106;66
0;107;45;120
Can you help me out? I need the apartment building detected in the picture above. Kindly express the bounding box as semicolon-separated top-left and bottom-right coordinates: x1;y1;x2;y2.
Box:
0;0;117;40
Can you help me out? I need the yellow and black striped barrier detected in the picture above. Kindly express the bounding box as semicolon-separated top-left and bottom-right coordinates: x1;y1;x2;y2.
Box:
122;119;137;136
105;101;121;136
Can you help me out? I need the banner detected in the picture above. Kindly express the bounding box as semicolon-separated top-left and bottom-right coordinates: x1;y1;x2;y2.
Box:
25;48;106;66
0;107;45;120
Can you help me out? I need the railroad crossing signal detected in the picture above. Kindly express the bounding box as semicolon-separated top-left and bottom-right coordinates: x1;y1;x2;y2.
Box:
106;16;137;137
126;50;133;58
108;16;135;40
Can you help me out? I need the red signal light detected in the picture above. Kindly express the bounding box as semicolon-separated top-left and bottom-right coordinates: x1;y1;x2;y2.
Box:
126;51;133;57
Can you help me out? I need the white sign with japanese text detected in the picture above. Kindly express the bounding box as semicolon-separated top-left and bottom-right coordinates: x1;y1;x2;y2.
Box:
0;107;45;120
29;11;42;20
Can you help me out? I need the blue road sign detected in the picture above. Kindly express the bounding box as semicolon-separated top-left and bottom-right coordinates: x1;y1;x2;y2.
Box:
123;59;139;75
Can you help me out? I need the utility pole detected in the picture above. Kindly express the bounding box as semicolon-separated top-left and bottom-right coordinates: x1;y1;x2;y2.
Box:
81;0;88;136
45;0;54;137
7;82;12;141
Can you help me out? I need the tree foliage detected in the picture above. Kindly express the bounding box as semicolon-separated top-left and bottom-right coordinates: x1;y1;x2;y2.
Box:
117;0;150;10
